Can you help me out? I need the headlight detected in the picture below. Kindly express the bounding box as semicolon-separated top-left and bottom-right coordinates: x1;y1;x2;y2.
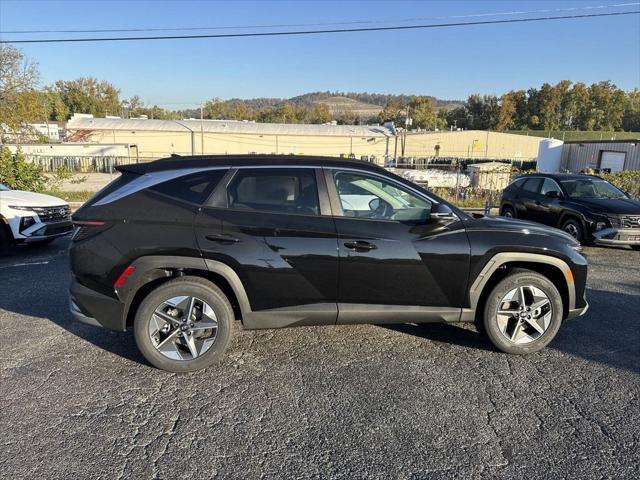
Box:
595;221;607;231
8;205;35;212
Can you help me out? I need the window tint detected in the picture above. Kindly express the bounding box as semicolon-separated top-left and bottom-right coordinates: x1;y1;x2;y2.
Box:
333;170;431;222
522;178;542;194
510;178;527;189
150;169;227;204
228;168;319;215
540;178;562;196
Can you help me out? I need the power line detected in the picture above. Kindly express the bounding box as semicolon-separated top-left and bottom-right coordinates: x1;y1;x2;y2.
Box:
2;11;638;44
3;2;638;34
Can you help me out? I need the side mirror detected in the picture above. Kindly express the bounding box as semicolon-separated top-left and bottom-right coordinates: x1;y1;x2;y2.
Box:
545;190;561;199
368;198;380;211
429;204;456;223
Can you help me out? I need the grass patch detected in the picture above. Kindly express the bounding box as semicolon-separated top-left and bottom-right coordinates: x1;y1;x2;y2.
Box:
507;130;640;141
42;190;96;202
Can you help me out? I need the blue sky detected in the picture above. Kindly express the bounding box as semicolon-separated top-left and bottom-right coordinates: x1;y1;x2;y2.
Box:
1;0;639;107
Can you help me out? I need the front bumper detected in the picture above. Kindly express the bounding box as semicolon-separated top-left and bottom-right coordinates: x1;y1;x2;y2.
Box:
69;278;126;331
13;219;73;242
592;227;640;246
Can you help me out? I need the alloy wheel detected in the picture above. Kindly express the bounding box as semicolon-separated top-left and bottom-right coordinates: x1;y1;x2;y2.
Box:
496;285;552;344
563;223;579;239
149;295;218;360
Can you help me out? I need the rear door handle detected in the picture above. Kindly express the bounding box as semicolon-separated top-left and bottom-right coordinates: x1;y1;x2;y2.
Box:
344;240;377;251
205;233;239;244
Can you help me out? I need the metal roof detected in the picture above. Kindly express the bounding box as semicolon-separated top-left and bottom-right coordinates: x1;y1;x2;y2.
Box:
65;117;392;137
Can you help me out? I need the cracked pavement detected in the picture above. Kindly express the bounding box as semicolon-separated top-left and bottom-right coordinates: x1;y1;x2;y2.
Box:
0;240;639;479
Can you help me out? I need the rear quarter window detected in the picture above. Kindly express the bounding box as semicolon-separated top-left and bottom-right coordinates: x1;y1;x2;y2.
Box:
150;169;228;205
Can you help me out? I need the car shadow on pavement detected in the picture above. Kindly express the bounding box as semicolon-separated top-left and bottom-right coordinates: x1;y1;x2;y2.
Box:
382;322;494;352
384;289;640;375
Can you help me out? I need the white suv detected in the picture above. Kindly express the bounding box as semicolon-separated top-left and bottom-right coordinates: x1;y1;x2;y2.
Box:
0;183;72;251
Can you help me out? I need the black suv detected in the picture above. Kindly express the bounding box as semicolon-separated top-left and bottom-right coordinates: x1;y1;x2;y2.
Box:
70;156;588;372
500;173;640;249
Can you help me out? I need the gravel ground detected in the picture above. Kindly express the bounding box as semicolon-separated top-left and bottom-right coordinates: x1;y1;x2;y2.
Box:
0;240;638;479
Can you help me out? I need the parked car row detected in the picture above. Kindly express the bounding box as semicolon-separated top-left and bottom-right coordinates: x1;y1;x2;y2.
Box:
499;173;640;250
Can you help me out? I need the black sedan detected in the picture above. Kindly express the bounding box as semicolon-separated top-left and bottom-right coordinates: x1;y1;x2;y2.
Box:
500;173;640;249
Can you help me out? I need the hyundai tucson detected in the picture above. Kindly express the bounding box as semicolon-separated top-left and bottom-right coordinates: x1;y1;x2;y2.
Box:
70;156;589;372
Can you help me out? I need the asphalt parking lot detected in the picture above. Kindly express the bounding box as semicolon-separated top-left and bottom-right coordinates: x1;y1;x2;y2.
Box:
0;239;638;479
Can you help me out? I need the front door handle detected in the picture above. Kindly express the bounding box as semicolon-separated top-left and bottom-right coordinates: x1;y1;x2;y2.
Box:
344;240;377;251
205;233;239;244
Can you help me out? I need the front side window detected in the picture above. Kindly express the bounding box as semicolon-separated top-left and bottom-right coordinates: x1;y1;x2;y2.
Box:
540;178;562;196
150;169;228;204
333;170;431;222
522;178;542;194
227;168;319;215
560;178;627;199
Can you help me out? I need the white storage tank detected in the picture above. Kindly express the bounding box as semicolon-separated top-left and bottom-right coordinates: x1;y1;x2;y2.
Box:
537;138;564;173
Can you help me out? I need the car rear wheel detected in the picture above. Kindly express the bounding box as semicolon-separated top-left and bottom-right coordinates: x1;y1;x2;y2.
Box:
561;218;584;243
501;206;515;218
483;270;563;354
134;276;232;372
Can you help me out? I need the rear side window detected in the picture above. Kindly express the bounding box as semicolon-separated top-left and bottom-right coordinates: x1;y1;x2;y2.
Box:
85;171;139;206
522;178;542;194
150;169;227;204
228;168;319;215
507;178;526;190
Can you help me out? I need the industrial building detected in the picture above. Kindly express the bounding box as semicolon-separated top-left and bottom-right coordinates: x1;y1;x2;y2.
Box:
64;115;542;163
560;139;640;172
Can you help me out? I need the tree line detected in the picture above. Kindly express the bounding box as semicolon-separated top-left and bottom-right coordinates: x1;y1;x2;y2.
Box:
1;44;639;134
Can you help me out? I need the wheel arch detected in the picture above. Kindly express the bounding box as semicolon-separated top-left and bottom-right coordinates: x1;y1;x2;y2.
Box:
469;253;575;323
121;256;251;329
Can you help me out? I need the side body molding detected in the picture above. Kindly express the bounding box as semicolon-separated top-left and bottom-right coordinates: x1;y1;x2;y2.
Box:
467;252;576;315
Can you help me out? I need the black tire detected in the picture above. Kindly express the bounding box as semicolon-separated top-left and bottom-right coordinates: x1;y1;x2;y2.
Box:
0;225;14;256
482;270;563;355
631;245;640;251
560;217;584;243
134;276;233;372
501;205;515;218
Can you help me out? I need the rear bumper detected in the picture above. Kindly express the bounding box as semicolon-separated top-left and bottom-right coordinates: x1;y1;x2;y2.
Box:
69;278;126;331
593;227;640;246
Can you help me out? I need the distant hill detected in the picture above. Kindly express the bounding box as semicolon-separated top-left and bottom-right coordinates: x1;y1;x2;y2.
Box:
178;91;463;119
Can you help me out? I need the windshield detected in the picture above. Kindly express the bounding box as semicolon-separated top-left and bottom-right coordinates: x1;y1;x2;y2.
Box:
0;183;10;191
560;178;627;200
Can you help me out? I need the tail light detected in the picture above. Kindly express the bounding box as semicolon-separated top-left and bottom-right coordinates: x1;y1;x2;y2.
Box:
114;265;136;288
71;220;111;242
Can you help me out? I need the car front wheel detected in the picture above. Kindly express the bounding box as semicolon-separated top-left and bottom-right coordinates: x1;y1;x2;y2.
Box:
501;206;515;218
561;218;584;243
134;276;233;372
483;270;563;354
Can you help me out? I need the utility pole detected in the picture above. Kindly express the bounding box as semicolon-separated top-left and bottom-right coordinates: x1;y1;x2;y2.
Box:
200;103;204;155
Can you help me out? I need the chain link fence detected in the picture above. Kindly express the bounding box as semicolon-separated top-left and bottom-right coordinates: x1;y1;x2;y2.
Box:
23;155;141;174
385;157;535;210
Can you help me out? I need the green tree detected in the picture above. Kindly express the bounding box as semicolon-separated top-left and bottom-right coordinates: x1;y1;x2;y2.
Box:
307;103;332;124
497;92;517;131
622;89;640;131
0;45;40;129
54;77;121;118
409;96;439;130
0;148;47;191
